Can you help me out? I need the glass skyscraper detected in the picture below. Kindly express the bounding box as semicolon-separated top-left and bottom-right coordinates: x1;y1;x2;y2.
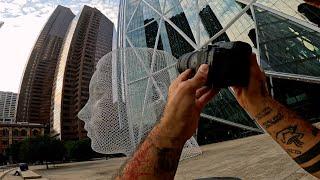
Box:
118;0;320;144
51;5;114;140
16;6;75;125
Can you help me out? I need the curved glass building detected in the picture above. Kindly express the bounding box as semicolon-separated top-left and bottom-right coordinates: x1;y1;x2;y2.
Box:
51;5;114;140
16;6;75;124
118;0;320;144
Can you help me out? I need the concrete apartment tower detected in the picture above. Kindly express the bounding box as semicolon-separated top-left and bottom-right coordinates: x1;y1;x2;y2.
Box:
51;5;114;140
0;91;18;123
16;5;75;125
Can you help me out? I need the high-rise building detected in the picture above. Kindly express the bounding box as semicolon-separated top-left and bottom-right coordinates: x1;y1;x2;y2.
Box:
51;5;114;140
0;91;18;123
16;5;75;126
118;0;320;144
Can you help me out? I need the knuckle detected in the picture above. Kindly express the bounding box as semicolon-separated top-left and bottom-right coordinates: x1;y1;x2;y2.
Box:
178;82;191;90
197;74;207;83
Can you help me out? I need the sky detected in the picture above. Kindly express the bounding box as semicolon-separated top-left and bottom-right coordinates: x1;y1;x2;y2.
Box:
0;0;119;93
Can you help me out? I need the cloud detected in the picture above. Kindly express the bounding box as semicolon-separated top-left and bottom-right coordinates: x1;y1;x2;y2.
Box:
0;0;120;92
0;0;120;24
0;13;50;92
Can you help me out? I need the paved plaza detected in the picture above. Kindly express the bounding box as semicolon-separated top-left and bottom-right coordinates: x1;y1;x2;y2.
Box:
2;134;317;179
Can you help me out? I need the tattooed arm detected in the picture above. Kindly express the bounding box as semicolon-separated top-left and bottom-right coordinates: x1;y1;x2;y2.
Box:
232;54;320;178
116;64;219;180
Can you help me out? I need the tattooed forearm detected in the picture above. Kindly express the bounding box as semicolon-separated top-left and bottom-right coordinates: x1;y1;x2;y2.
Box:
251;99;320;177
286;148;302;155
262;111;284;129
154;147;181;176
276;125;304;147
255;106;273;120
116;135;182;179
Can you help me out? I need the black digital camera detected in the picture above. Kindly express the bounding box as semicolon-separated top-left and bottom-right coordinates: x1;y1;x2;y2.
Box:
176;41;252;88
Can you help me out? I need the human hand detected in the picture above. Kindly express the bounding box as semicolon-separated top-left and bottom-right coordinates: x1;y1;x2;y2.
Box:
232;54;272;117
156;64;219;148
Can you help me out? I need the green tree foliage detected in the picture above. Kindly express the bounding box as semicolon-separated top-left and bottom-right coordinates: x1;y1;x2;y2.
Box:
6;136;65;169
64;139;96;161
4;137;107;166
6;141;22;163
0;153;7;165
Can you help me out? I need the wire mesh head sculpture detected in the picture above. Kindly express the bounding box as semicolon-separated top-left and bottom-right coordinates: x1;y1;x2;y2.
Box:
78;48;201;159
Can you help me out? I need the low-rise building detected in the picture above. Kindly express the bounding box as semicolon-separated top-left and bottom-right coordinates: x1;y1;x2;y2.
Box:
0;122;45;153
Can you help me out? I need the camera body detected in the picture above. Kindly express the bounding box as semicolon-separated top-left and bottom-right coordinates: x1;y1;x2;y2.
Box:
176;41;252;88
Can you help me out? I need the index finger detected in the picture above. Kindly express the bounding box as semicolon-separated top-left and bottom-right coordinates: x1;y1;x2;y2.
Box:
176;69;192;83
169;69;192;92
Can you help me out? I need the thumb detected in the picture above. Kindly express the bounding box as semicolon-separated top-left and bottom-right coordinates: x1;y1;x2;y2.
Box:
189;64;209;89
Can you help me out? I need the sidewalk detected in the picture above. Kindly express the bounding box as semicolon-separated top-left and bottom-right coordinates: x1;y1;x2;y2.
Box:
7;134;318;179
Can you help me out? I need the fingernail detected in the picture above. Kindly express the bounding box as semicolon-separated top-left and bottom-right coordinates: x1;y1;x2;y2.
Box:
199;64;209;73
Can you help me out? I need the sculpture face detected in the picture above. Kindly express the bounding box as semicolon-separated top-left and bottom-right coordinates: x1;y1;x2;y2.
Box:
78;49;202;159
78;51;133;155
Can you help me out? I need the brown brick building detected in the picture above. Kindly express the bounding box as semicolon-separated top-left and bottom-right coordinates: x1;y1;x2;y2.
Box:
0;122;44;153
51;5;114;140
16;5;75;125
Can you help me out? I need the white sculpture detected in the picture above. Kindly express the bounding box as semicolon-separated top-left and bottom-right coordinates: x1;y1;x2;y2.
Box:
78;48;202;160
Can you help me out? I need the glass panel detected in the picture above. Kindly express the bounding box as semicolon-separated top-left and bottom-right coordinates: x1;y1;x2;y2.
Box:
298;3;320;27
198;3;229;43
203;89;258;128
163;0;196;57
178;0;211;45
269;77;320;123
256;0;320;26
197;117;261;145
254;6;320;77
205;0;254;45
126;0;161;48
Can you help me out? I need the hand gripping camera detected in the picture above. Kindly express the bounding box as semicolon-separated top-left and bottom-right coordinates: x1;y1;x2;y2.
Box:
176;41;252;88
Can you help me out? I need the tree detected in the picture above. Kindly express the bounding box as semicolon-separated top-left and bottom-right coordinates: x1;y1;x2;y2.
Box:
6;141;22;163
0;153;7;165
65;139;95;161
15;136;65;169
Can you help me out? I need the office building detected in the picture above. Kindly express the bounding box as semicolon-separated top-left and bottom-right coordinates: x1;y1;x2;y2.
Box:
16;5;75;126
118;0;320;145
51;5;114;140
0;91;18;123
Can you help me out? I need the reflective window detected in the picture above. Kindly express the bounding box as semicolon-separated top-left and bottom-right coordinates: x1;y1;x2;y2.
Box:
20;129;27;136
254;6;320;77
13;129;19;136
32;129;39;136
198;117;261;145
203;89;258;128
269;77;320;123
2;129;9;137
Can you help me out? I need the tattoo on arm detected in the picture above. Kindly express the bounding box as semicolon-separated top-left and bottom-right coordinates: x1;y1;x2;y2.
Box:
262;111;284;129
116;136;182;179
255;107;273;120
293;141;320;174
286;148;302;155
294;141;320;164
276;125;304;147
154;147;181;176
